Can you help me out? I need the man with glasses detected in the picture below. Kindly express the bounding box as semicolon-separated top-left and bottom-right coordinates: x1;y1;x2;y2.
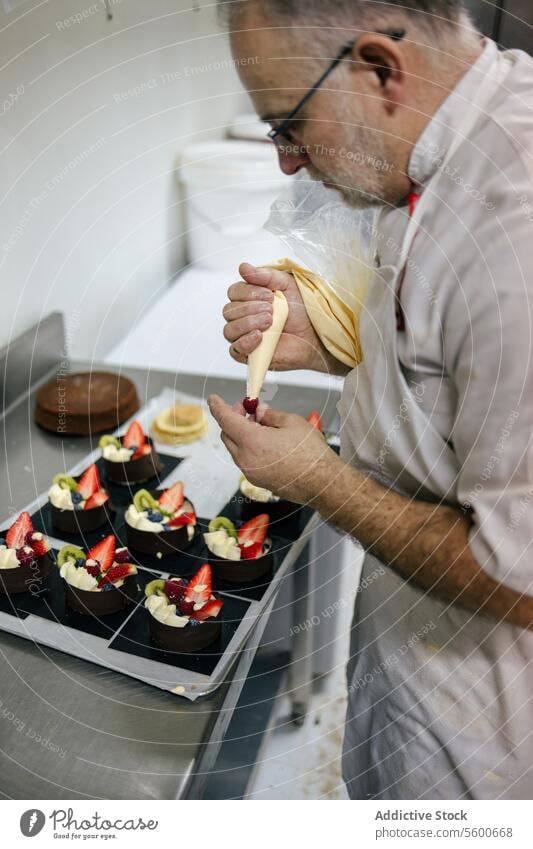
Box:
208;0;533;799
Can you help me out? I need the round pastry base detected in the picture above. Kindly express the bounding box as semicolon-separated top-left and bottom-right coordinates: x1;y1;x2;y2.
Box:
239;496;295;524
65;574;139;616
0;553;54;596
148;615;221;653
103;438;161;485
51;500;114;534
208;546;273;584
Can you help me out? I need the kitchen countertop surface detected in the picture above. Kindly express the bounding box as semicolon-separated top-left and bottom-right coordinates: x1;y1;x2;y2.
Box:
0;358;340;800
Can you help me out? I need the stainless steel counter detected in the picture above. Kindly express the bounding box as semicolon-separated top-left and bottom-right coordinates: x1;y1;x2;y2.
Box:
0;318;340;799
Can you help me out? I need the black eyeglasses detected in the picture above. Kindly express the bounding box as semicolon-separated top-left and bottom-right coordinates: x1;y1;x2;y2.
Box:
267;28;406;150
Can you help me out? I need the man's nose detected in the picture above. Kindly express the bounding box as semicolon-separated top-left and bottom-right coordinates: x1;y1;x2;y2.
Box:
276;147;309;175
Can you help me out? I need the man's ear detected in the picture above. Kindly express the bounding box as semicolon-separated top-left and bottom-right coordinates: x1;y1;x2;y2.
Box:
351;34;406;112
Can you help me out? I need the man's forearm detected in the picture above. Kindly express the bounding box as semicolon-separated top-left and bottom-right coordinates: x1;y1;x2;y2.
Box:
309;452;533;630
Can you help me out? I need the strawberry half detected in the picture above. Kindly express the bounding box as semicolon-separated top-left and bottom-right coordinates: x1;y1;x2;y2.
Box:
167;511;195;528
6;512;33;549
238;513;269;547
84;490;109;510
186;563;212;603
307;411;323;432
158;481;184;513
123;420;145;449
87;535;116;573
193;599;223;621
100;562;136;587
240;541;264;560
76;463;101;498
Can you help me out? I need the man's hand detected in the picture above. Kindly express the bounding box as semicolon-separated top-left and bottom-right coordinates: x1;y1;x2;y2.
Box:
207;394;336;503
222;262;348;376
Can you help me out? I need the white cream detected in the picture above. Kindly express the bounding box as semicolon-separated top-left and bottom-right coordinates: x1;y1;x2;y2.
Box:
146;594;189;628
204;529;241;561
48;483;81;510
247;290;289;400
0;546;21;569
125;505;165;533
240;477;280;503
103;444;133;463
60;561;98;591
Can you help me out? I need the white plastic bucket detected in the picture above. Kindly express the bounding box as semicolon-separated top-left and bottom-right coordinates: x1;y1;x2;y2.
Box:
178;140;290;271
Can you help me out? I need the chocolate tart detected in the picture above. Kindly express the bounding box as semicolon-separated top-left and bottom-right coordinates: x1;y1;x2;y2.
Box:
103;437;161;486
65;574;139;616
126;491;196;557
207;540;273;584
148;614;221;653
0;553;54;596
51;475;114;535
239;495;295;523
35;371;139;436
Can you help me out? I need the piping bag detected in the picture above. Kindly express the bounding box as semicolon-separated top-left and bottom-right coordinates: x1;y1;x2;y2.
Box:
243;290;289;417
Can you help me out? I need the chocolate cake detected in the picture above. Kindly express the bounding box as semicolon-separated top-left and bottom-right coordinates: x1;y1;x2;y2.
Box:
35;371;139;436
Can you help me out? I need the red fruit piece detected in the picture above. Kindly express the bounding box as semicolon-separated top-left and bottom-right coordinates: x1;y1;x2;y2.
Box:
100;562;136;586
240;541;263;560
243;397;259;415
6;512;33;549
84;490;109;510
85;563;101;578
87;535;116;573
238;513;269;547
186;563;212;603
158;481;184;513
123;420;145;449
307;410;323;432
132;444;152;460
114;547;131;564
25;532;50;559
167;512;195;528
76;464;101;498
193;599;223;621
164;579;187;603
178;599;195;617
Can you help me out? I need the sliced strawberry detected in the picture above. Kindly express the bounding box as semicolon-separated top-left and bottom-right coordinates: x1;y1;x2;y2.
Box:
87;535;116;573
25;533;50;559
186;563;212;603
100;562;136;586
238;513;269;547
84;490;109;510
167;511;196;528
240;541;263;560
164;578;187;603
158;481;184;512
193;599;223;621
307;411;323;431
123;420;145;449
132;444;152;460
76;463;101;498
6;512;33;549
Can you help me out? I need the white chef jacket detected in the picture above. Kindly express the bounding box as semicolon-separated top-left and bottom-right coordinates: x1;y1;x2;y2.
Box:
340;39;533;799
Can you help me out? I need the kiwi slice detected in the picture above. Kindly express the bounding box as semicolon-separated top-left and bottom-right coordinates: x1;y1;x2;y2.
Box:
98;434;121;449
145;579;167;598
57;545;86;567
133;489;160;512
52;473;78;491
208;516;238;539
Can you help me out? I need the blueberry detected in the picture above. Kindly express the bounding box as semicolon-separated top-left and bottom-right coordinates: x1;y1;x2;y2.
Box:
129;444;138;453
148;511;163;523
72;492;83;503
101;583;113;592
0;537;5;546
188;618;201;628
75;558;86;568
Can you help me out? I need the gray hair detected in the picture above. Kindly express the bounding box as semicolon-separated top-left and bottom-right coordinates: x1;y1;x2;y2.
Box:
219;1;480;52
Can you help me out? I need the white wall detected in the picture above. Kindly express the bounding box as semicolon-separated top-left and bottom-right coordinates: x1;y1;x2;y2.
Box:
0;0;247;359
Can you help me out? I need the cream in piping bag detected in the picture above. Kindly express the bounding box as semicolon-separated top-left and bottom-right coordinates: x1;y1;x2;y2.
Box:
243;290;289;413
